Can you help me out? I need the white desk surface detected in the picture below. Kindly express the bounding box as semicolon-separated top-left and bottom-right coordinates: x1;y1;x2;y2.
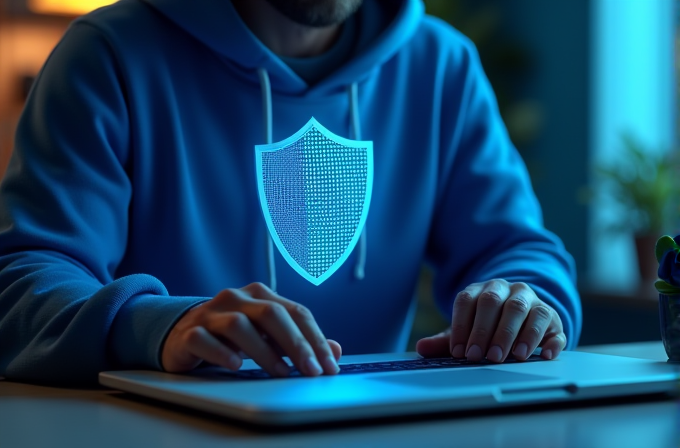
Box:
1;341;678;448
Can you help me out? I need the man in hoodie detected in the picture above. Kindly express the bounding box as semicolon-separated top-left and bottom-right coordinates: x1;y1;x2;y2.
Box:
0;0;581;383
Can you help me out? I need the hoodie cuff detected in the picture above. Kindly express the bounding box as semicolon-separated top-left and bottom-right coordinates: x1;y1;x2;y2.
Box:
108;293;209;370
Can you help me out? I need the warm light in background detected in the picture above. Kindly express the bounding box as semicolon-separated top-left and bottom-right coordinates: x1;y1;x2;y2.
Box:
28;0;117;16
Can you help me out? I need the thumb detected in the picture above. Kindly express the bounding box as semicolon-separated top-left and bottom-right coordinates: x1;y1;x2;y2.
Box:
415;330;451;358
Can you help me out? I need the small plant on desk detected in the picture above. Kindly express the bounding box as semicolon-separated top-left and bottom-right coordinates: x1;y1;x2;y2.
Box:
653;235;680;362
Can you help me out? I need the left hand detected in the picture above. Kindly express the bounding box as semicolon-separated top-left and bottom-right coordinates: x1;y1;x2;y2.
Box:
416;279;566;363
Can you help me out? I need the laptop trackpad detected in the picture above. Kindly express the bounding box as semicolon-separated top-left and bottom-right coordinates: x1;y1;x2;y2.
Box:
371;368;556;389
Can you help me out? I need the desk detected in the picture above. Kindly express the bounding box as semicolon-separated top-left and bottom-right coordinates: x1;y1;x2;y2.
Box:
1;342;678;448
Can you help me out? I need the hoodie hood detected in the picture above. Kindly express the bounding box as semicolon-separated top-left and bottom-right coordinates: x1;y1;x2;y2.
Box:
139;0;424;290
141;0;424;96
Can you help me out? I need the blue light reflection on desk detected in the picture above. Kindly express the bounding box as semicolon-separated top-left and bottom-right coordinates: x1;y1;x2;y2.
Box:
1;393;679;448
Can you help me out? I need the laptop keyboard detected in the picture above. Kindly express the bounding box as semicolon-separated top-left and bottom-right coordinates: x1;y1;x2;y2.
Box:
220;355;545;380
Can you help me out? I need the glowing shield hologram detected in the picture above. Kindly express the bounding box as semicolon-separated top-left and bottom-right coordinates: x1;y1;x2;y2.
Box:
255;117;373;286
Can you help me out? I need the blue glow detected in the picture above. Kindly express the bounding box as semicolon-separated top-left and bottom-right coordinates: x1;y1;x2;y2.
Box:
589;0;675;290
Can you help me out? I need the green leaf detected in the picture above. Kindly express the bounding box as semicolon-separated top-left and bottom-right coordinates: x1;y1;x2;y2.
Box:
655;235;679;262
594;133;680;235
655;279;680;295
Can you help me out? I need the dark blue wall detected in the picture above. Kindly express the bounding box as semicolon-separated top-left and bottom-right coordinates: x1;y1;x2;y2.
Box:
495;0;591;280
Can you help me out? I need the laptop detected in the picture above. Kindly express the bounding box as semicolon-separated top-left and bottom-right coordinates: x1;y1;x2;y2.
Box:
99;350;680;426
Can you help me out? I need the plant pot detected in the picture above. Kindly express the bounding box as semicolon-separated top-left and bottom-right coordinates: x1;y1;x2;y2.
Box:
658;294;680;362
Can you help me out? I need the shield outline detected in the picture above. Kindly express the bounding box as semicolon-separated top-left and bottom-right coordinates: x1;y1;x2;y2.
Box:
255;117;374;286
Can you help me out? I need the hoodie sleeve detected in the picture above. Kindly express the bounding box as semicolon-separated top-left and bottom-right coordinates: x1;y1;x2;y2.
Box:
426;38;582;349
0;23;208;384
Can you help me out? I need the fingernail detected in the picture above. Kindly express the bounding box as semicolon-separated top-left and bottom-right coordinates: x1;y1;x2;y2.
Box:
322;355;340;374
487;345;503;363
466;344;482;361
274;362;290;377
542;349;553;360
514;342;528;359
305;357;323;376
451;344;465;358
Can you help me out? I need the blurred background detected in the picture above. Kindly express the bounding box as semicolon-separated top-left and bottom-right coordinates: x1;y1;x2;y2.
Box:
0;0;676;348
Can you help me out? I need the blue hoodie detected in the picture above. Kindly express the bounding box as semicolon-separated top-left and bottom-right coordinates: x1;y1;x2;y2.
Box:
0;0;581;383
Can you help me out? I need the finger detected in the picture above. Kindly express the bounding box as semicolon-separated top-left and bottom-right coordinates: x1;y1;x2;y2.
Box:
486;284;535;363
465;279;512;362
231;288;323;377
166;325;242;372
263;333;343;364
205;312;292;377
327;339;342;361
282;303;339;374
449;283;484;358
540;333;567;360
247;301;325;376
242;282;338;375
261;336;340;363
185;326;243;370
512;304;553;361
539;314;567;360
416;331;451;358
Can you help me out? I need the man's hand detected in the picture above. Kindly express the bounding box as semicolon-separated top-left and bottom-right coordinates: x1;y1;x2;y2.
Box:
161;282;341;377
416;279;566;363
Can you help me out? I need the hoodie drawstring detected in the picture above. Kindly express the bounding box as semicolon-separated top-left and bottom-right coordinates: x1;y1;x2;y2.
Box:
257;69;277;292
348;82;366;280
257;68;366;289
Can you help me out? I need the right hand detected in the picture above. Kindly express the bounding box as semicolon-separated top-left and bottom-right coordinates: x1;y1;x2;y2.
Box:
161;282;341;377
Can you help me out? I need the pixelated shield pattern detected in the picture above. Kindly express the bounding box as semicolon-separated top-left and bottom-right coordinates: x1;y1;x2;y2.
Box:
255;118;373;286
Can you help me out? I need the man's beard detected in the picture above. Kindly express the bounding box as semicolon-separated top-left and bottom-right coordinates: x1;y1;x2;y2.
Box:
263;0;363;27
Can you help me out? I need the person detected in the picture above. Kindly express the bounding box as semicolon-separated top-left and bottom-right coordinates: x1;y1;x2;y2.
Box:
0;0;581;383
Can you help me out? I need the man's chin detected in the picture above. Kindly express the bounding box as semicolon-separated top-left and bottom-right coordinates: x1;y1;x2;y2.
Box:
263;0;364;28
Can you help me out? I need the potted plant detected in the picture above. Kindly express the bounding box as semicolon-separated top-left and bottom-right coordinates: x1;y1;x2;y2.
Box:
654;235;680;362
596;134;680;282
